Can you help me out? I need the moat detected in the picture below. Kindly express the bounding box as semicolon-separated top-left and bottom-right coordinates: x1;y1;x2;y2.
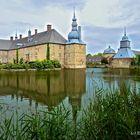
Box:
0;68;140;114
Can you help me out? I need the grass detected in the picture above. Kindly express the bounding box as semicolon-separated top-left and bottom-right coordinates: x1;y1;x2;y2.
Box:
0;84;140;139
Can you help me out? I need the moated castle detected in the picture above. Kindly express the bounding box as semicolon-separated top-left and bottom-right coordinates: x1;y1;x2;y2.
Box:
0;12;86;69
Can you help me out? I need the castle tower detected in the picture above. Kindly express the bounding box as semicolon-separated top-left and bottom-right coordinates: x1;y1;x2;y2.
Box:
64;10;86;68
112;28;136;68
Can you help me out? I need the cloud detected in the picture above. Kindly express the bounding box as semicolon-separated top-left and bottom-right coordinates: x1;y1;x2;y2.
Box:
0;0;140;54
32;0;86;9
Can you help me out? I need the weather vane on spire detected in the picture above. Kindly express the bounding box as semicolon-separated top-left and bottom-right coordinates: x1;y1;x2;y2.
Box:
124;27;126;36
73;6;76;18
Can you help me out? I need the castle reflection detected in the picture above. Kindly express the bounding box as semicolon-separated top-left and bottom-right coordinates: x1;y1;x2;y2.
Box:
0;69;86;111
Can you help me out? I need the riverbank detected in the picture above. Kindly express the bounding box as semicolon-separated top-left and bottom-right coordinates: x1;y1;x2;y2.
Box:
0;85;139;139
87;64;140;69
0;68;61;71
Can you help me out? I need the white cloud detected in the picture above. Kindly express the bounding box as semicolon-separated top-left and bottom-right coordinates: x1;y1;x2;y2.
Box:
0;0;140;54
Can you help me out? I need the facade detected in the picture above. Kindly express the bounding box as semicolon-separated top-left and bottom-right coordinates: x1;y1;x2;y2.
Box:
0;12;86;69
86;56;103;64
112;29;136;68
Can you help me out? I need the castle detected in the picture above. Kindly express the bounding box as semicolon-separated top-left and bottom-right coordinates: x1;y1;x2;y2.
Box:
103;29;138;68
111;29;136;68
0;12;86;69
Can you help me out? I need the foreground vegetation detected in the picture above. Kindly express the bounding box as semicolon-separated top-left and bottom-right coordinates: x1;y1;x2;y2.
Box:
0;59;61;70
0;85;140;139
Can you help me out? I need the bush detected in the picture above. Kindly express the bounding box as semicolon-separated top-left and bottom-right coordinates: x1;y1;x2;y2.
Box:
51;60;61;68
29;61;43;70
19;58;24;64
0;59;61;70
3;63;12;69
11;64;25;69
101;57;108;64
42;60;53;69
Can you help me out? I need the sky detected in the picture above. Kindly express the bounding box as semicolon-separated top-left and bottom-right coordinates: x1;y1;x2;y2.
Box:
0;0;140;54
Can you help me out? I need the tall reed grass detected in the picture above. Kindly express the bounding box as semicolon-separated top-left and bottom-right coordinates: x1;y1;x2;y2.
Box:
0;84;140;140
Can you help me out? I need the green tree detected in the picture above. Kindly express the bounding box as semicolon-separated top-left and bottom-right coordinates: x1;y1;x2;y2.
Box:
101;57;108;64
86;54;92;57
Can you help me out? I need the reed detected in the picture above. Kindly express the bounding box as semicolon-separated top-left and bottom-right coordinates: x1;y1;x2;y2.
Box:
0;84;140;140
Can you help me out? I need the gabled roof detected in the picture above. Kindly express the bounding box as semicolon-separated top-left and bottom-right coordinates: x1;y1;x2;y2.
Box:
113;48;135;59
0;29;67;50
0;39;13;50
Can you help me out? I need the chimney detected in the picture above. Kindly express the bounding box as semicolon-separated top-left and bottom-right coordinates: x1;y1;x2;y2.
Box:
10;36;13;41
35;29;38;34
19;34;22;39
15;36;18;40
47;24;52;32
28;30;31;37
78;26;81;41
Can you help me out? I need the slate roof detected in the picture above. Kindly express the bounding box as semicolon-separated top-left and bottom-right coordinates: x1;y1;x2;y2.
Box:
0;39;13;50
0;29;67;50
113;48;135;59
103;46;115;54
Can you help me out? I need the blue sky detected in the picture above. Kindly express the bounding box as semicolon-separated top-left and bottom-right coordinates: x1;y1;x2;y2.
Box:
0;0;140;54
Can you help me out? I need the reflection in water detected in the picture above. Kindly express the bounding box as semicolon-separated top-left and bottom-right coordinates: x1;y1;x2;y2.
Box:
0;68;140;115
86;68;140;95
0;69;86;113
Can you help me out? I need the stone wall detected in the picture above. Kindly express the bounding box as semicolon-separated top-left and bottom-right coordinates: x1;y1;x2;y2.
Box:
5;44;48;63
49;44;65;67
103;54;115;58
0;43;86;69
64;43;86;68
111;58;132;68
0;51;8;63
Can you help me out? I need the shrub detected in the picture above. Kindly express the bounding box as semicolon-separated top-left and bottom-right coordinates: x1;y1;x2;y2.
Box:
29;61;43;70
51;60;61;68
19;58;24;64
0;60;61;70
11;64;25;69
3;63;12;69
101;57;108;64
42;60;54;69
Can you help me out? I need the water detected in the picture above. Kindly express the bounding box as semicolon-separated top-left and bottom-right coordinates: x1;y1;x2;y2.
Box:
0;68;140;115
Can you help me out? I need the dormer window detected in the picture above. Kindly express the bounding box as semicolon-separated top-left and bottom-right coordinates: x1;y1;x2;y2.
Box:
28;37;33;42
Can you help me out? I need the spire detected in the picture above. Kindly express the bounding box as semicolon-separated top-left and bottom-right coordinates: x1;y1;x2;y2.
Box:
124;27;126;36
67;10;83;44
73;7;76;19
72;8;77;31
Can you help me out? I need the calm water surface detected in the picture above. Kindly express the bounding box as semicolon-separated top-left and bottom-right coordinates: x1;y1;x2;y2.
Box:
0;68;140;114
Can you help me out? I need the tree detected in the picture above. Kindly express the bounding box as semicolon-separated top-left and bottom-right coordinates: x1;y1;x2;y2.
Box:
101;57;108;64
86;54;92;57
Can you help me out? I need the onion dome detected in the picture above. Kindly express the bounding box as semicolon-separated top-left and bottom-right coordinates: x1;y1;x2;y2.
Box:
104;46;115;54
68;11;79;42
67;10;83;44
